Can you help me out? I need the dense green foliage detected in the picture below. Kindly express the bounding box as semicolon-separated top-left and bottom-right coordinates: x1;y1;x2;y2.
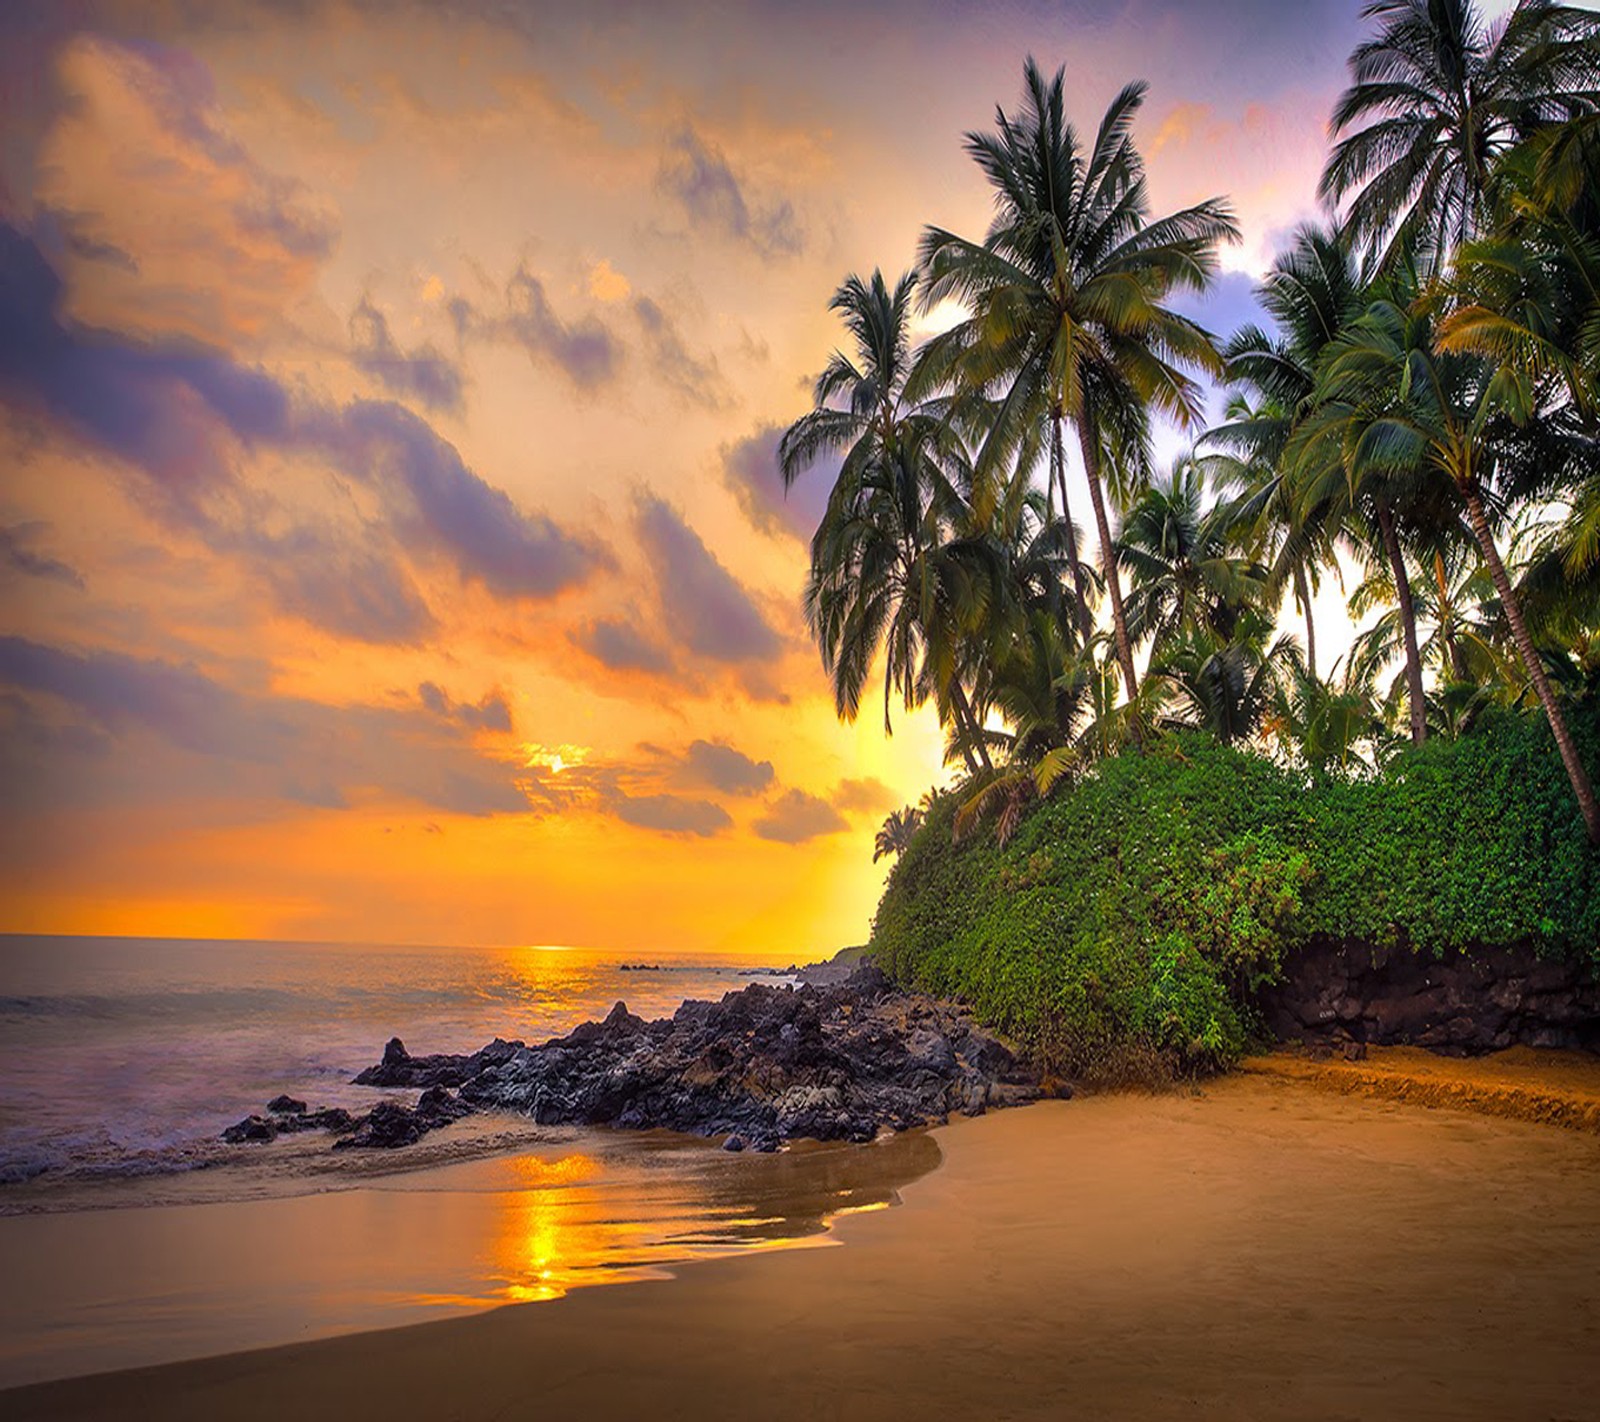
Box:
871;708;1600;1074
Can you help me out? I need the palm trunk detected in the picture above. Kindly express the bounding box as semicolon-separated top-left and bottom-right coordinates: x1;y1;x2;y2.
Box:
1293;562;1317;681
1075;419;1139;704
1050;415;1095;644
951;682;994;775
1374;499;1426;745
1463;483;1600;844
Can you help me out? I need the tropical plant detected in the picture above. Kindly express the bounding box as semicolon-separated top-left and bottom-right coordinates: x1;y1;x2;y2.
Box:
779;269;995;772
1320;0;1600;265
1310;293;1600;838
874;806;924;862
915;58;1239;705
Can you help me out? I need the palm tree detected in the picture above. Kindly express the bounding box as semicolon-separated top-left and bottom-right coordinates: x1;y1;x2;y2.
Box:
1207;226;1364;683
1116;456;1266;659
1149;609;1295;746
1313;295;1600;840
1320;0;1600;265
779;270;994;772
916;59;1239;708
874;806;923;862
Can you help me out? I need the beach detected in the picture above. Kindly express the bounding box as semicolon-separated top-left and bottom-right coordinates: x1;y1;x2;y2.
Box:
9;1068;1600;1421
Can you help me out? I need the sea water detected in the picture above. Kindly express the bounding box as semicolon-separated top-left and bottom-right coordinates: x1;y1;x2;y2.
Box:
0;936;938;1387
0;934;794;1197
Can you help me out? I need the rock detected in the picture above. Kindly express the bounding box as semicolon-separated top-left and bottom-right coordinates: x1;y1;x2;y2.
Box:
355;1036;525;1089
222;1114;277;1144
340;966;1048;1152
308;1107;356;1134
1257;939;1600;1056
722;1134;746;1152
334;1100;426;1150
267;1095;307;1115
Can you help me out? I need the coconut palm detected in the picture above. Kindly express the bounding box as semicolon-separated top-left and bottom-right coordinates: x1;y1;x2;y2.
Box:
916;59;1239;707
1320;0;1600;266
1149;609;1296;746
1310;294;1600;840
779;269;994;772
1116;456;1266;659
1207;226;1365;682
874;806;924;862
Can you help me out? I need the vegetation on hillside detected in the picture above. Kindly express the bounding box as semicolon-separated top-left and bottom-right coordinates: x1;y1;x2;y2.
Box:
780;2;1600;1070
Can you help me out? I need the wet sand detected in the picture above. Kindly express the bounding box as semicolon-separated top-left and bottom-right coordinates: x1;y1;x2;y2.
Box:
9;1072;1600;1421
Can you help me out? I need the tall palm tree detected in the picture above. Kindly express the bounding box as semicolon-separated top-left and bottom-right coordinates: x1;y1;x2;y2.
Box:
874;806;924;862
1313;295;1600;840
1208;225;1384;701
1320;0;1600;266
1116;456;1266;659
779;270;994;772
915;59;1239;708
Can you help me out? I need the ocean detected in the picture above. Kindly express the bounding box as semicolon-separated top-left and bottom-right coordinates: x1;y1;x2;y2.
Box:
0;934;797;1198
0;935;937;1386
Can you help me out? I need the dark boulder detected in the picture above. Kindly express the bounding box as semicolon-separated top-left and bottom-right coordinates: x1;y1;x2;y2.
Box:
222;1114;277;1144
352;966;1046;1151
1258;939;1600;1055
267;1095;307;1115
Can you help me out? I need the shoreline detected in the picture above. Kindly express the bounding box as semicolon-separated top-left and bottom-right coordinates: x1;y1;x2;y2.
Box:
8;1067;1600;1421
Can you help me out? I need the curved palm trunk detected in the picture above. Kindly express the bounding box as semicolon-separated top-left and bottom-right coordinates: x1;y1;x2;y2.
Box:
1463;485;1600;845
1075;419;1139;703
951;682;994;775
1050;416;1095;644
1293;562;1318;681
1374;499;1427;745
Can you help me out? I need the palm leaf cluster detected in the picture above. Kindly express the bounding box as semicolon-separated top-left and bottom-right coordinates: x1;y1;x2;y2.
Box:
779;13;1600;854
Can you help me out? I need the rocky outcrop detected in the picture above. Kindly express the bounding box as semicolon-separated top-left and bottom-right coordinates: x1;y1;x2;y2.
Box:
221;1103;358;1144
439;968;1044;1151
228;967;1041;1156
1257;939;1600;1055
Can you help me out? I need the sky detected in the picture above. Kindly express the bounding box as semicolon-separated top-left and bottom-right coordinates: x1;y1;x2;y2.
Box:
0;0;1540;955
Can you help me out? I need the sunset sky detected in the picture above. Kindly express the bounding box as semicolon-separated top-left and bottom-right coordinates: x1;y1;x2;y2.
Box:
0;0;1545;955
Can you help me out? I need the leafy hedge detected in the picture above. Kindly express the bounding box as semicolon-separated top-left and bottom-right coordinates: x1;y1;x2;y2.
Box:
869;706;1600;1075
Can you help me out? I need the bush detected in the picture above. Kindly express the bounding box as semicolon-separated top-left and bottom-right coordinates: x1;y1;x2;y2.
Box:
869;706;1600;1077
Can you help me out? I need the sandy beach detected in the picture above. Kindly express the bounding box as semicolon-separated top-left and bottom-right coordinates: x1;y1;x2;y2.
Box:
8;1069;1600;1422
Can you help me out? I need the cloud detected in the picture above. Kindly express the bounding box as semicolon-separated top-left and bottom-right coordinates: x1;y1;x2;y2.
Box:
453;265;621;390
0;220;289;503
720;422;835;542
315;400;607;600
568;615;675;674
0;634;528;818
350;298;465;414
418;681;512;732
613;791;731;837
831;776;894;814
657;126;803;257
631;295;731;409
753;788;848;845
246;526;437;646
0;223;604;621
635;495;782;664
34;34;338;345
682;739;774;795
0;523;85;590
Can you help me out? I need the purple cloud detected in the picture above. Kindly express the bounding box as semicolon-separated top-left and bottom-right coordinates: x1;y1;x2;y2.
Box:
568;615;674;674
613;791;731;837
682;739;774;796
635;495;782;663
721;422;836;542
350;297;465;414
658;126;802;257
753;788;848;844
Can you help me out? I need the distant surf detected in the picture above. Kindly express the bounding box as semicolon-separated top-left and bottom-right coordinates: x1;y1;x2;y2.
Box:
0;935;795;1209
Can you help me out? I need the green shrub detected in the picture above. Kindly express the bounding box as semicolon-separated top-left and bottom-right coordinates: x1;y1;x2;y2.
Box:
870;706;1600;1077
